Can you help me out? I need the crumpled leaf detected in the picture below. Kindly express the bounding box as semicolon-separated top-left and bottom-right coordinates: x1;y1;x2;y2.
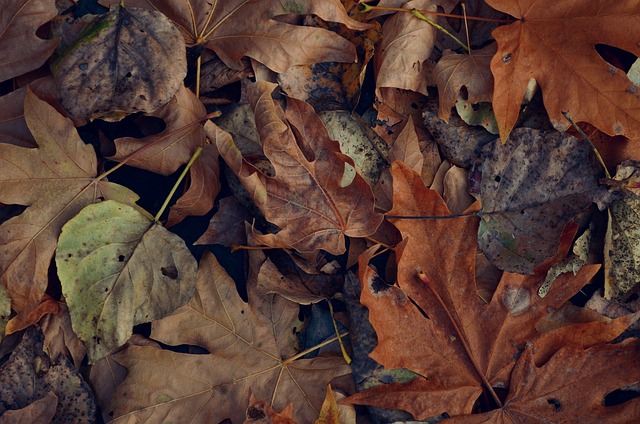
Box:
52;4;186;121
374;0;437;99
217;81;382;255
476;128;609;274
0;0;59;82
0;326;97;421
434;43;496;122
109;251;351;423
102;0;369;73
55;200;196;363
0;284;10;343
0;88;139;315
345;161;640;421
487;0;640;140
605;161;640;299
245;394;296;424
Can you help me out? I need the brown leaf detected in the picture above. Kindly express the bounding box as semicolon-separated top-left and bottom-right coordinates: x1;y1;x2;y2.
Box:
487;0;640;140
434;43;496;122
0;88;139;314
245;394;296;424
102;0;369;73
217;81;382;255
39;303;86;370
109;252;351;423
0;0;59;82
195;196;250;247
346;161;640;420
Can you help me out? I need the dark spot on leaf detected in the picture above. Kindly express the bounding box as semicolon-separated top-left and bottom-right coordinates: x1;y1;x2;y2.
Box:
494;175;501;182
547;398;562;412
118;255;125;262
370;275;389;293
79;63;88;71
125;72;132;78
502;53;512;63
240;310;245;314
161;266;178;279
247;406;265;420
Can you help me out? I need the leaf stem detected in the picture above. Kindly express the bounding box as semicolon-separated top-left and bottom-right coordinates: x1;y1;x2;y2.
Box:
359;3;515;24
411;9;469;53
385;212;478;220
281;332;349;365
154;146;202;223
562;112;612;179
418;271;503;408
327;299;351;364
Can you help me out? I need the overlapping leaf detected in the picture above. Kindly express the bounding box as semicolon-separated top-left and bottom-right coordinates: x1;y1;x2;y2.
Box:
487;0;640;140
346;162;640;421
0;89;139;315
217;81;382;255
109;251;351;423
102;0;369;73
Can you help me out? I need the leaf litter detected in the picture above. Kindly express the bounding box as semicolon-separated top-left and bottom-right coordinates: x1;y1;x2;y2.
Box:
1;0;640;422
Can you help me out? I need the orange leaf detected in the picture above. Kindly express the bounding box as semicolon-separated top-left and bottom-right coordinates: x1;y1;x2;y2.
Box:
487;0;640;140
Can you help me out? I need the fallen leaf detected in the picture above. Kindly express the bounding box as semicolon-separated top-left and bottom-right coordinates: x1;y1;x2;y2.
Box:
195;196;250;247
102;0;369;73
0;88;139;314
5;295;59;335
0;326;96;421
604;161;640;299
217;81;382;255
0;391;57;424
109;251;351;423
345;162;640;421
245;394;296;424
39;303;87;370
476;128;608;274
487;0;640;140
434;43;496;122
55;200;196;362
0;285;9;343
52;4;187;121
374;0;437;99
0;0;59;82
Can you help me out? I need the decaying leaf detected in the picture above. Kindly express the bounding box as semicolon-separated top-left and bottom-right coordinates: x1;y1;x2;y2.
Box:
0;326;96;421
52;4;187;121
102;0;369;73
487;0;640;140
217;81;382;255
434;43;496;122
477;128;608;274
0;284;10;343
0;0;59;82
0;88;140;315
109;252;351;423
605;161;640;299
55;200;197;362
345;162;640;421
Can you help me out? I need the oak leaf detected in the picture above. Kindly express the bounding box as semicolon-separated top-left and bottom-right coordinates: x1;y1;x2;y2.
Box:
0;88;139;314
346;161;640;421
486;0;640;140
0;0;59;82
102;0;369;73
108;251;351;423
217;81;382;255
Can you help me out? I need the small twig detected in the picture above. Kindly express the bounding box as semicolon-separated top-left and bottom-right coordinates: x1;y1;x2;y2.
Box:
411;9;470;53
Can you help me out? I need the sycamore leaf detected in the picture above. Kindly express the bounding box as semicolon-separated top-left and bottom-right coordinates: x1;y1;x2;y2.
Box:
52;4;187;121
374;0;437;99
0;0;59;82
434;43;496;122
55;200;197;363
102;0;369;73
0;88;139;314
217;81;382;255
486;0;640;140
0;326;96;420
109;251;351;423
345;161;640;421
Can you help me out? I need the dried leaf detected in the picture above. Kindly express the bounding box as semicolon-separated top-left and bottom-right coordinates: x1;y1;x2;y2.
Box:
103;0;369;73
0;0;59;82
195;196;250;247
487;0;640;140
477;128;608;274
55;200;197;362
245;394;296;424
0;88;139;314
39;303;87;370
217;81;382;255
345;162;640;421
52;4;186;121
109;252;351;423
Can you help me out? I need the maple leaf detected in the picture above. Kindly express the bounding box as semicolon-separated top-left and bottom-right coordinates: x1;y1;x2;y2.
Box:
217;80;382;255
102;0;369;73
486;0;640;141
108;251;351;423
345;161;640;421
0;0;59;82
0;88;139;314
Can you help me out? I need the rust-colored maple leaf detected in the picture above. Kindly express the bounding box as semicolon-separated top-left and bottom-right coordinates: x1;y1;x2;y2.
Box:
487;0;640;141
217;80;382;255
345;161;640;422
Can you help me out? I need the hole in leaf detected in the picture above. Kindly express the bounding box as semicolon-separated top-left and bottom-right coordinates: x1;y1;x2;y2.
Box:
595;44;638;73
494;175;501;182
118;255;125;262
605;386;640;406
547;398;562;412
